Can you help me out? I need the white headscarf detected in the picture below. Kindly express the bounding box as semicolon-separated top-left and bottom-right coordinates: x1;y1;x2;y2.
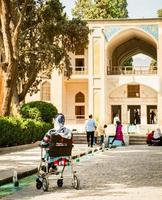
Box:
153;128;162;139
53;113;72;139
54;113;65;130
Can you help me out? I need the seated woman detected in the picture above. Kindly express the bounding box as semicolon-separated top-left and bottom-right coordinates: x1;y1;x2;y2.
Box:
41;113;72;145
146;131;154;145
152;128;162;146
40;113;72;172
147;128;162;146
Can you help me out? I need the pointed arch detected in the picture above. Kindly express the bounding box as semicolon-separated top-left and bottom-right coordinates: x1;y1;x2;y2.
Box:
75;92;85;119
75;92;85;103
107;27;157;67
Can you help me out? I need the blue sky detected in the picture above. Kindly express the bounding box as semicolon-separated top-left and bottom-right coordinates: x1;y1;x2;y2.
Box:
61;0;162;19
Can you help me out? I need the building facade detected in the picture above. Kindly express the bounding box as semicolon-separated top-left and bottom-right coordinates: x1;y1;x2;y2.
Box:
25;18;162;133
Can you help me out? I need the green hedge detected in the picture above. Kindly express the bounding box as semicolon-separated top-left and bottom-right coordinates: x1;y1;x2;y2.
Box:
20;101;58;123
0;117;53;147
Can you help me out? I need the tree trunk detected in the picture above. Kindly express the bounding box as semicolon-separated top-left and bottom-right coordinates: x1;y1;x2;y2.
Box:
19;68;38;102
0;0;25;116
1;62;17;116
11;84;21;116
0;1;15;116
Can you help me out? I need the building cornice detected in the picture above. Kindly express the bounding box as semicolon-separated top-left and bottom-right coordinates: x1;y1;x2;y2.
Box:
85;18;162;24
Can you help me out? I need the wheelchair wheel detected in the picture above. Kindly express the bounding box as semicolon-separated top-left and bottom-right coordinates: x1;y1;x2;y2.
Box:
72;175;80;189
57;179;63;187
36;181;42;190
42;178;48;192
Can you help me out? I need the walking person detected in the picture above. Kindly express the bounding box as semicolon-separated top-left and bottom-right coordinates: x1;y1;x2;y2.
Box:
85;114;97;148
97;123;107;146
110;121;125;148
94;128;98;145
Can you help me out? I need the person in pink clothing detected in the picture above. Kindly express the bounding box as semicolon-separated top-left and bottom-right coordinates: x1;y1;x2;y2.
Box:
110;121;125;147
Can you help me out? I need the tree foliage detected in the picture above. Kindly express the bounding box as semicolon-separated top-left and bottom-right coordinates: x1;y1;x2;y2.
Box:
0;0;89;115
72;0;130;67
72;0;128;19
122;57;133;66
20;101;58;123
150;59;157;66
157;9;162;17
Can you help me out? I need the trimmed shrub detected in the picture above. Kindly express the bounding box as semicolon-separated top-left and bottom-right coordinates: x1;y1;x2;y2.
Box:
20;101;58;123
0;117;52;147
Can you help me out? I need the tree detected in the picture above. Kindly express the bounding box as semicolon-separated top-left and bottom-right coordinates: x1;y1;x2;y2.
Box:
0;0;89;116
149;59;157;71
72;0;94;19
72;0;128;19
122;57;133;66
157;9;162;17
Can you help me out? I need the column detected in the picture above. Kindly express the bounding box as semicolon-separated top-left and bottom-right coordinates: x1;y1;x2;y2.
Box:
51;70;63;112
122;104;128;124
157;22;162;126
141;104;147;125
88;33;93;117
100;29;106;124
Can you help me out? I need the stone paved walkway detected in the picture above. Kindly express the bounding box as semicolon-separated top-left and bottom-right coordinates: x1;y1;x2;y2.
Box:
2;145;162;200
0;144;98;185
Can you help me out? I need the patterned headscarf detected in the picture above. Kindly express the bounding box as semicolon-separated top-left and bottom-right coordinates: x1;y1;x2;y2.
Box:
54;113;65;130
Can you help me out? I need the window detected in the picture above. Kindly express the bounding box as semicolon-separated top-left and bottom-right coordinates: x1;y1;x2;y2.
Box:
75;58;84;71
75;92;85;103
75;92;85;119
75;48;84;55
127;85;140;98
41;81;50;101
75;106;85;119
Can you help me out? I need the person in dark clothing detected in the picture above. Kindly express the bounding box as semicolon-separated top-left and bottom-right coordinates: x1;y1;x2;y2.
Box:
150;110;156;124
134;109;140;124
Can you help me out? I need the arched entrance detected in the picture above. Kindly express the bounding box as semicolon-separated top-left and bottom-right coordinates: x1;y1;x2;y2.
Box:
107;28;157;75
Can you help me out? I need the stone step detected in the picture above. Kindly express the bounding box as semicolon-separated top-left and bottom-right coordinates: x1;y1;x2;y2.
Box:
129;135;146;145
73;134;101;144
73;134;147;145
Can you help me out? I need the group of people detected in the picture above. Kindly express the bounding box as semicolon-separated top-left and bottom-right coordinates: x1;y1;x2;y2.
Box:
41;113;125;151
132;109;156;125
40;111;160;152
85;114;125;148
84;114;106;148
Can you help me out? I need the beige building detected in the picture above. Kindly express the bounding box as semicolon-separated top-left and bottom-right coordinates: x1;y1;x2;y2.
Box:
27;18;162;133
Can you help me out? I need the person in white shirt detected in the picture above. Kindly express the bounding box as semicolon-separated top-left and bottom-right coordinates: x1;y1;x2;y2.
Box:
85;114;97;147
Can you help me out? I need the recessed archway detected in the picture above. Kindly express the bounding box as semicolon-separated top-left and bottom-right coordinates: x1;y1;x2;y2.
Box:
107;28;157;67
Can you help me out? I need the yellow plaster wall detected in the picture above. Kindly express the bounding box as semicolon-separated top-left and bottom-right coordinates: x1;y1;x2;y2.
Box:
93;37;100;75
65;82;88;117
93;89;101;121
109;85;157;100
